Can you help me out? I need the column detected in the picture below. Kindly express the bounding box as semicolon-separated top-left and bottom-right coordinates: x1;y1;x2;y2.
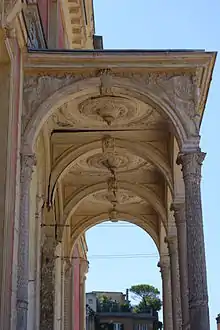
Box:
165;235;182;330
63;261;72;330
16;152;36;330
170;203;189;329
80;276;86;330
40;236;57;330
158;256;173;330
177;151;210;330
80;260;88;330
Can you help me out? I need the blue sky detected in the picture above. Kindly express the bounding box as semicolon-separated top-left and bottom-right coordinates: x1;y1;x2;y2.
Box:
86;1;220;328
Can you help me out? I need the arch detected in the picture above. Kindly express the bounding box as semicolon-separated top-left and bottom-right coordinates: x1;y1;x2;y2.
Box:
69;213;160;252
49;139;173;203
23;76;189;149
63;181;167;229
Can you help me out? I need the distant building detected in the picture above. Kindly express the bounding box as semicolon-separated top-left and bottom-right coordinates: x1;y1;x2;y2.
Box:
86;290;162;330
216;314;220;330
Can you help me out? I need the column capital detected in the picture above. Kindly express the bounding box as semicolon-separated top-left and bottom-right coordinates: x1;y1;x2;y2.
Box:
158;256;170;278
176;151;206;182
165;235;177;255
170;202;185;226
20;152;37;183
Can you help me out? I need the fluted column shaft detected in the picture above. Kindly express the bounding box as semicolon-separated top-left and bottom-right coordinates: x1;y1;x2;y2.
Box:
40;237;56;330
166;235;182;330
177;151;210;330
171;203;189;329
16;153;36;330
158;256;173;330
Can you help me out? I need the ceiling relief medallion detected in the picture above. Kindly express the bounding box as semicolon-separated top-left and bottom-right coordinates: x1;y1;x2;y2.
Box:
69;148;147;174
50;95;163;129
90;190;143;205
78;96;144;126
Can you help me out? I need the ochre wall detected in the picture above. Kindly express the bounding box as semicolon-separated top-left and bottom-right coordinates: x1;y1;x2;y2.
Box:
37;0;49;39
0;37;22;330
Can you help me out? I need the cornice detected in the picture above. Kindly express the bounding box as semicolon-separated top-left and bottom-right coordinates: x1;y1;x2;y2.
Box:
23;49;216;122
24;49;216;69
60;0;94;49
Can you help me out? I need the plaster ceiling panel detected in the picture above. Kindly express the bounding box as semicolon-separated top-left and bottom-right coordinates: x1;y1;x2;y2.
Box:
50;95;166;130
67;147;151;175
88;189;145;205
73;204;155;217
51;144;74;163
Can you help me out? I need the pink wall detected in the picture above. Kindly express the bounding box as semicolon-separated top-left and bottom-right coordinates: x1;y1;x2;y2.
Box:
38;0;65;48
73;245;80;330
37;0;49;40
57;1;65;48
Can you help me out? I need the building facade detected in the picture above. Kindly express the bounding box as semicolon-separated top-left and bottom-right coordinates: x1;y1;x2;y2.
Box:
0;1;216;330
86;291;161;330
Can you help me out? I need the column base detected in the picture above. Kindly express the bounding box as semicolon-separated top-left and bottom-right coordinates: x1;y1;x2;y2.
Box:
16;299;28;330
189;304;209;330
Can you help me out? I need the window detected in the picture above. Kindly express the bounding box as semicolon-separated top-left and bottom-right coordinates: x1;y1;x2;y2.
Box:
88;299;93;304
135;325;148;330
113;323;123;330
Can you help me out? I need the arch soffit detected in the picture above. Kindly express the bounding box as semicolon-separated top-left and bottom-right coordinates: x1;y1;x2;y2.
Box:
69;212;160;252
24;76;189;149
49;139;173;203
63;181;167;230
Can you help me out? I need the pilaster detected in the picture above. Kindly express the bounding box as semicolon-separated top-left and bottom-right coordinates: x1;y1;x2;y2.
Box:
170;202;189;329
63;260;72;330
16;152;36;330
40;236;57;330
158;256;173;330
165;235;182;330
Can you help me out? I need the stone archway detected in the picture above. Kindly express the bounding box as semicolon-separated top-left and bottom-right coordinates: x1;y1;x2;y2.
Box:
16;51;215;330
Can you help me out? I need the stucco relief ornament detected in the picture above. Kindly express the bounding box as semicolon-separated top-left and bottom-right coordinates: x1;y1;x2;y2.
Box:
156;74;196;118
108;206;118;222
101;135;119;172
98;69;113;96
52;104;77;127
23;73;85;130
107;175;118;203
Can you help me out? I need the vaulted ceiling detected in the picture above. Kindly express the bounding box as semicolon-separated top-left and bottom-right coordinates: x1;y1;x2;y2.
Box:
36;91;173;249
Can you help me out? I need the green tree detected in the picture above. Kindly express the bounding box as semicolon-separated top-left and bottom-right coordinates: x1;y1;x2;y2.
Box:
97;295;113;312
130;284;162;312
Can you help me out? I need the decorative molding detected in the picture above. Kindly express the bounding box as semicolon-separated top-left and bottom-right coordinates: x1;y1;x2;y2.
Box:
23;3;46;49
89;190;143;205
23;70;199;137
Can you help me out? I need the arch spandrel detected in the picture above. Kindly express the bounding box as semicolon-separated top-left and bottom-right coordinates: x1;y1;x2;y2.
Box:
23;73;200;150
